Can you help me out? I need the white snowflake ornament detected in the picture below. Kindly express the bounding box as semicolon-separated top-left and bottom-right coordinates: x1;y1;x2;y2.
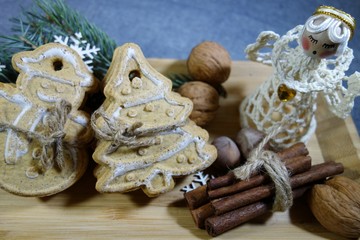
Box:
181;171;215;193
54;32;100;72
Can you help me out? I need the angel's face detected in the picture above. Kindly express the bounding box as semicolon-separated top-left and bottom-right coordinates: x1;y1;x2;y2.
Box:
301;29;339;59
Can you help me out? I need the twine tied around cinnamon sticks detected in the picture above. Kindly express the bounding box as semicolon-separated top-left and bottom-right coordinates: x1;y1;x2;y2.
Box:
91;107;158;154
232;123;292;212
0;100;71;171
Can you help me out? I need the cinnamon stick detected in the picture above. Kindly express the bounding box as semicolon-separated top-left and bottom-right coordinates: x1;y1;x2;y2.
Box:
191;161;343;228
190;155;311;228
183;185;208;210
205;185;313;237
212;161;343;216
184;143;308;210
208;155;311;200
276;142;309;160
208;142;308;190
189;202;214;229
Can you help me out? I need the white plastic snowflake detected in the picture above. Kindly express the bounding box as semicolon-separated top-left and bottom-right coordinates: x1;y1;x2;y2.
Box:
53;32;100;72
181;171;215;193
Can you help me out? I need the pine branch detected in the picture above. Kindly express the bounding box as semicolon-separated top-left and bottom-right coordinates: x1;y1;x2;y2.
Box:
168;73;193;89
0;0;117;82
0;0;195;88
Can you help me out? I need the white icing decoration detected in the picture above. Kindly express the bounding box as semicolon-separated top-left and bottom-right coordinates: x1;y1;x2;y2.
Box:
36;90;62;103
25;167;39;179
0;90;29;105
69;114;89;127
114;45;166;92
112;106;123;119
108;125;212;181
93;43;216;195
16;47;93;87
0;44;94;166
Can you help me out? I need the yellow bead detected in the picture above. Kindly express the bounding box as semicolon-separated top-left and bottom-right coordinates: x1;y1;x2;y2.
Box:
277;84;296;102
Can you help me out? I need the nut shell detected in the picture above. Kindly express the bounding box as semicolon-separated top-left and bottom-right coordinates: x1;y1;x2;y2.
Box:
212;136;241;172
235;128;268;159
308;176;360;238
178;81;219;126
187;41;231;85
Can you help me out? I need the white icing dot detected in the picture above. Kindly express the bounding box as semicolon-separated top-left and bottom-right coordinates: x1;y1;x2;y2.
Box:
144;103;154;112
177;154;187;163
41;82;50;89
121;87;131;95
125;173;136;182
137;148;147;156
56;85;65;93
127;110;138;118
166;108;175;117
188;156;196;164
25;167;39;179
131;77;143;89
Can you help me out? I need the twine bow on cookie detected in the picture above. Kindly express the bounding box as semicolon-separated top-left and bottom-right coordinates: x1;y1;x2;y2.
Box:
91;108;157;154
232;123;293;212
0;100;71;171
38;99;71;170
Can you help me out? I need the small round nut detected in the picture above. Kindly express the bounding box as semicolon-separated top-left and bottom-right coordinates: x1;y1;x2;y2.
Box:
211;136;241;172
235;128;269;159
307;176;360;238
178;81;219;126
187;41;231;85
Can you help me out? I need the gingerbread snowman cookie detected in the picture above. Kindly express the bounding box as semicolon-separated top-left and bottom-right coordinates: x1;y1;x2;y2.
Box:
92;43;217;197
0;43;98;197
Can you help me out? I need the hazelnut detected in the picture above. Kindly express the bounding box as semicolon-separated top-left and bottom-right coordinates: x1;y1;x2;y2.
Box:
235;128;269;159
211;136;241;172
187;41;231;85
178;81;219;126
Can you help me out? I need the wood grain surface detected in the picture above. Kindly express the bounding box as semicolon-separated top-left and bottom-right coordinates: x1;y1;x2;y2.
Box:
1;59;359;239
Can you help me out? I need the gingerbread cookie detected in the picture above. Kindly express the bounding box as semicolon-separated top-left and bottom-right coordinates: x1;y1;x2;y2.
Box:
0;43;98;197
92;43;217;197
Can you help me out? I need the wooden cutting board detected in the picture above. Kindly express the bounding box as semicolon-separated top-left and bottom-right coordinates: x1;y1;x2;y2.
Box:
1;59;359;240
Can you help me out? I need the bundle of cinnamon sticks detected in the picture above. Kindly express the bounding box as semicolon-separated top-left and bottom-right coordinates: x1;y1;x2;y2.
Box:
184;142;344;237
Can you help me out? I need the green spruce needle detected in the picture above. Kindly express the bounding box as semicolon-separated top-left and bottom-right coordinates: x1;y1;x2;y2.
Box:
0;0;117;82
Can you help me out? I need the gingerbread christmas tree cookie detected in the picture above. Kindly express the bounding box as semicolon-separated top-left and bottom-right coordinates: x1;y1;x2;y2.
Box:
0;43;98;197
92;43;217;197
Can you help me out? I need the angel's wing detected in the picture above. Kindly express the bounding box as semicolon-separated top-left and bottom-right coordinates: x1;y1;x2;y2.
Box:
322;71;360;119
320;47;354;84
245;31;280;65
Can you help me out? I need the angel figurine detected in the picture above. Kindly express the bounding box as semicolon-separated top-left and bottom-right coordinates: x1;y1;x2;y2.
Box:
240;5;359;149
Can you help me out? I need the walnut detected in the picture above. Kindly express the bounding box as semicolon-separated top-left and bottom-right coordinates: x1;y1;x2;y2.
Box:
307;176;360;238
178;81;219;126
187;41;231;85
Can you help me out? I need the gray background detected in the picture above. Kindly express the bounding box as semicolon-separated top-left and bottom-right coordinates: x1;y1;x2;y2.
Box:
0;0;359;133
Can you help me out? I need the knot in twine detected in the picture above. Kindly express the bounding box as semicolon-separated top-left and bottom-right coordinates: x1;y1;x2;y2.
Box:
91;108;157;154
0;100;71;171
232;123;293;212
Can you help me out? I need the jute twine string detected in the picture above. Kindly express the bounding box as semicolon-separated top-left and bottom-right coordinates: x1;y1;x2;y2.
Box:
0;100;71;171
232;123;293;212
91;108;158;154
